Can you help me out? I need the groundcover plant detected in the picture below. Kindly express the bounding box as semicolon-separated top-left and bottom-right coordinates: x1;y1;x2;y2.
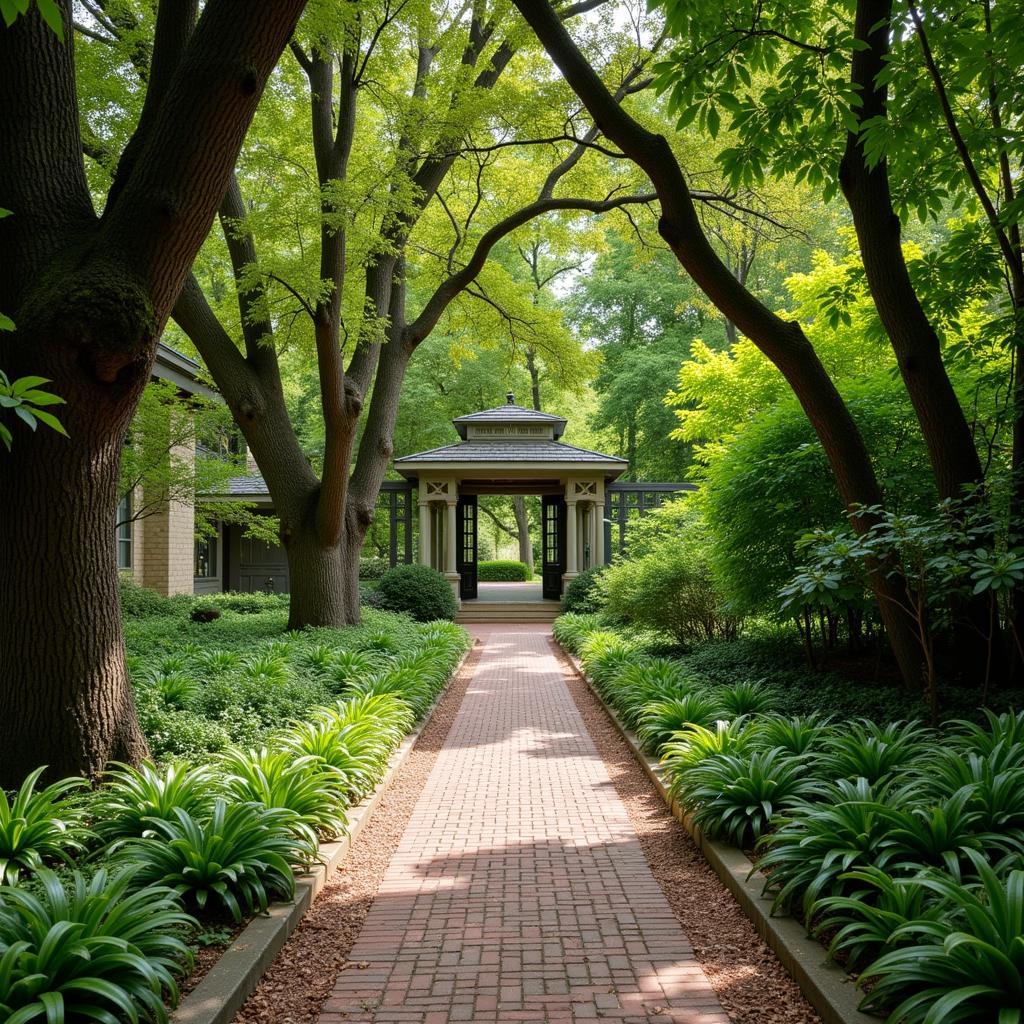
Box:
0;593;469;1022
559;612;1024;1022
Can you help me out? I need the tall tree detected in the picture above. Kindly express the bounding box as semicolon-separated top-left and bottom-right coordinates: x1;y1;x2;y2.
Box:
511;0;926;688
0;0;307;784
172;1;655;628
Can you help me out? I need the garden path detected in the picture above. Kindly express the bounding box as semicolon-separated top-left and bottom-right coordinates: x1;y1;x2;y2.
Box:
318;628;730;1024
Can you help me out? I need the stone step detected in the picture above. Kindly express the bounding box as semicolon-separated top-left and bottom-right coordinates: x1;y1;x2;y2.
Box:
456;601;562;624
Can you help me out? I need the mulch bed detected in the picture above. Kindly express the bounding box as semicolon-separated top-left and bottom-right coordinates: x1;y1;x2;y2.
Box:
231;643;481;1024
550;639;821;1024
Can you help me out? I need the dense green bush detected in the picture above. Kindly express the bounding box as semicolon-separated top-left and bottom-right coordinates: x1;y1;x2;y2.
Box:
119;575;175;618
601;543;739;647
477;559;531;581
359;556;390;580
700;375;937;617
374;564;458;621
562;565;606;613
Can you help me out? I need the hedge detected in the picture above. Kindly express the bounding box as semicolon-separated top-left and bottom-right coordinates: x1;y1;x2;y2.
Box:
477;560;531;581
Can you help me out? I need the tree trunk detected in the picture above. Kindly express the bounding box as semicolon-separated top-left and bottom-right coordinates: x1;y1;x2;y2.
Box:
0;347;149;787
282;526;350;630
510;0;926;689
513;496;533;572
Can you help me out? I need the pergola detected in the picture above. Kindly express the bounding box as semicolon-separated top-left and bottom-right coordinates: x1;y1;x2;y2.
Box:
395;395;631;601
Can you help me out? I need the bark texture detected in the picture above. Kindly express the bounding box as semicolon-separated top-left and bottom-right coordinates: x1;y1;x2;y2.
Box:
0;0;306;784
511;0;926;689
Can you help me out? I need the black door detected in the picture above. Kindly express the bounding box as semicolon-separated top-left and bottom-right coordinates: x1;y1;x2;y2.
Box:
456;495;478;600
541;495;566;600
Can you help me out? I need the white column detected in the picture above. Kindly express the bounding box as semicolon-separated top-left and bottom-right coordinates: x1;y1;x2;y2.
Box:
594;499;605;566
445;499;458;575
418;501;431;566
566;499;578;575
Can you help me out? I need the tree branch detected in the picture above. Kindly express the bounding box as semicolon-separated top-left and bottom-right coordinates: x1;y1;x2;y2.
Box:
405;193;656;346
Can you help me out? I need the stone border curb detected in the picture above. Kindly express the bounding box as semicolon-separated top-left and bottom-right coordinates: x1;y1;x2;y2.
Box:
172;643;476;1024
559;645;878;1024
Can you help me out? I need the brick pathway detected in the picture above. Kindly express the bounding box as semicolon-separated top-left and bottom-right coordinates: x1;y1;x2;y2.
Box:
319;630;730;1024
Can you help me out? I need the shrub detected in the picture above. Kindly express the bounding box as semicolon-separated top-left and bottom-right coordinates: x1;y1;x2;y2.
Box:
857;853;1024;1023
91;761;219;843
374;564;458;622
601;543;739;647
359;556;390;580
753;713;831;755
0;867;194;1024
119;575;174;619
478;559;531;582
0;768;90;885
562;565;606;614
123;800;310;922
214;591;290;614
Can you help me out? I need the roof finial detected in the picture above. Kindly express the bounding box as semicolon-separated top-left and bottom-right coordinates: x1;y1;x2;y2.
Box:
506;391;515;404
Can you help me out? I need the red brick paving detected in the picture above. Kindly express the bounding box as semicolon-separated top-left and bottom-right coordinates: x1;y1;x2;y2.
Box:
319;631;730;1023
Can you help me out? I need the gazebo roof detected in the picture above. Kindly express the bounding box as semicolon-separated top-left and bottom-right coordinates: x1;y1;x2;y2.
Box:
394;393;627;480
452;393;566;439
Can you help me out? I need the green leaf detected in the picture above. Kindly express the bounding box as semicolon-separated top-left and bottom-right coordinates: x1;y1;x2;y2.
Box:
30;408;68;437
0;312;14;332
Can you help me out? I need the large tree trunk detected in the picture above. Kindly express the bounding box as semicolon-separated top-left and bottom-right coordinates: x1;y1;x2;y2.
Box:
0;345;149;787
0;1;307;783
511;0;925;689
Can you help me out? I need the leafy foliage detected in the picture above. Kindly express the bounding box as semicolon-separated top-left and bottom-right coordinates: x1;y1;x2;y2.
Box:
0;868;194;1024
122;800;310;922
0;768;89;885
561;566;606;614
374;564;458;622
477;560;531;582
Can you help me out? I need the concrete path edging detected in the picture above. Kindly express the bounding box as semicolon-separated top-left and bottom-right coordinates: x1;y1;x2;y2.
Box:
559;646;880;1024
171;645;474;1024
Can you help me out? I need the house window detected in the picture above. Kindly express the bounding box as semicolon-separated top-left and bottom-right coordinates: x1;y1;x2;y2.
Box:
194;533;219;579
116;495;133;569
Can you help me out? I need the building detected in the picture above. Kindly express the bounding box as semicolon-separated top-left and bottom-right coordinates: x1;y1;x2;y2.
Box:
121;360;690;600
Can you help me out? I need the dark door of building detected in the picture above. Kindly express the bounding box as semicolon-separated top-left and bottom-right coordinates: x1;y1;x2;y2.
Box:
541;495;566;600
456;495;478;600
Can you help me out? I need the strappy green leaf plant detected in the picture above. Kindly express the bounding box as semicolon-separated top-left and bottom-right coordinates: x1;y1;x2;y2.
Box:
757;778;908;916
857;852;1024;1024
122;800;309;922
91;761;219;844
813;865;949;971
819;720;932;784
716;679;775;716
0;867;194;1024
0;768;90;885
220;747;348;843
680;748;825;846
636;693;724;753
753;712;832;755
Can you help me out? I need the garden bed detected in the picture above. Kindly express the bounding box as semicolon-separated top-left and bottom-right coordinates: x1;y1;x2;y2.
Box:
553;613;1024;1024
0;587;471;1024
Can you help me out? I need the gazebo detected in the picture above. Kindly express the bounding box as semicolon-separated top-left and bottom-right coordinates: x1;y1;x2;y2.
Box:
395;394;628;603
